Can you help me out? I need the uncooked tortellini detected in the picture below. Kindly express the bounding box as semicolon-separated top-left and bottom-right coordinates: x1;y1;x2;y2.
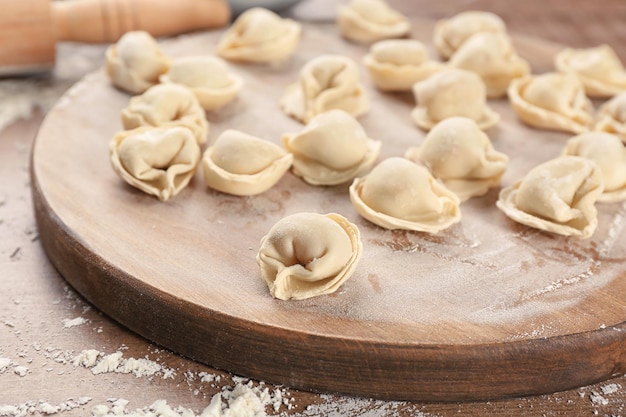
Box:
433;11;506;60
121;83;209;145
405;117;509;201
216;7;301;63
363;39;444;91
109;126;201;202
202;130;293;196
105;31;170;94
448;32;530;98
594;92;626;141
282;110;381;185
412;68;499;131
350;157;461;233
257;212;362;300
159;56;243;111
562;132;626;202
508;72;594;134
281;55;369;124
337;0;410;44
496;156;604;239
555;44;626;98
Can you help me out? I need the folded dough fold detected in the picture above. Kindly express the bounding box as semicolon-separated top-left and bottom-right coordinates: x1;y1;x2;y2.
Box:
594;92;626;142
337;0;410;43
433;11;506;60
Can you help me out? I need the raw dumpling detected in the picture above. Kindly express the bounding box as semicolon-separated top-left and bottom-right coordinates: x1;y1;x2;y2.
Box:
508;72;594;134
349;157;461;233
281;55;369;124
121;83;209;145
433;11;506;60
216;7;301;63
405;117;509;201
412;68;500;131
363;39;444;91
562;132;626;202
496;156;604;239
448;32;530;98
594;92;626;141
337;0;410;44
202;130;293;196
257;212;362;300
105;31;170;94
282;109;381;185
159;56;243;111
555;44;626;98
109;126;201;202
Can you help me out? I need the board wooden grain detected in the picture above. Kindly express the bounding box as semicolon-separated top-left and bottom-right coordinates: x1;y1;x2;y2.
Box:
30;20;626;401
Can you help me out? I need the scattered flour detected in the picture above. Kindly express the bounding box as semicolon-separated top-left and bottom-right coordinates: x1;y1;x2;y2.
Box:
0;357;12;373
13;366;28;377
71;350;174;379
601;383;621;395
62;317;88;328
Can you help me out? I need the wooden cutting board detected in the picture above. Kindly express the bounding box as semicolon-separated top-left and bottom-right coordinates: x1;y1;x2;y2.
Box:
30;19;626;401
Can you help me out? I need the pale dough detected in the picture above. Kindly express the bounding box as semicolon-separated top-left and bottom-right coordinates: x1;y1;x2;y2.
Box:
363;39;444;92
496;156;604;239
349;157;461;233
433;11;506;60
109;126;201;202
202;130;293;196
282;109;381;185
105;31;170;94
594;92;626;142
257;212;363;301
405;117;509;201
121;83;209;145
508;72;594;134
337;0;411;43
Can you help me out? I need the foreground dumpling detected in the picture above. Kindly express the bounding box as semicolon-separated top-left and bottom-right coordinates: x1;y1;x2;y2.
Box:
448;32;530;98
497;156;604;239
594;92;626;141
282;110;381;185
337;0;410;43
433;11;506;60
121;83;209;145
216;7;301;63
350;157;461;233
159;55;243;111
363;39;444;91
405;117;509;201
555;44;626;98
105;31;170;94
257;212;362;300
508;72;594;134
109;126;201;201
412;68;499;130
202;130;293;196
281;55;369;124
562;132;626;202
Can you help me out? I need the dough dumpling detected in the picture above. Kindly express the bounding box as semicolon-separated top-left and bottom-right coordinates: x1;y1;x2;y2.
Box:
594;92;626;142
257;212;362;300
508;72;594;134
449;32;530;98
433;11;506;60
555;44;626;98
363;39;444;91
350;157;461;233
216;7;301;63
159;56;243;111
282;109;381;185
281;55;369;124
412;68;499;131
562;132;626;202
121;83;209;145
202;130;293;196
337;0;410;44
109;126;201;202
105;31;170;94
496;156;604;239
405;117;509;201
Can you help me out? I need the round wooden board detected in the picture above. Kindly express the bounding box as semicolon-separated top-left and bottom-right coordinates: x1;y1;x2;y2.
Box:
31;20;626;402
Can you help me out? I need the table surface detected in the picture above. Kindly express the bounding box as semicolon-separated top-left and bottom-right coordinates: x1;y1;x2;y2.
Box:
2;0;626;416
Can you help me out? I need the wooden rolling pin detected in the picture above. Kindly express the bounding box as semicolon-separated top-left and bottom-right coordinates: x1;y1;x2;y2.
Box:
0;0;231;76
